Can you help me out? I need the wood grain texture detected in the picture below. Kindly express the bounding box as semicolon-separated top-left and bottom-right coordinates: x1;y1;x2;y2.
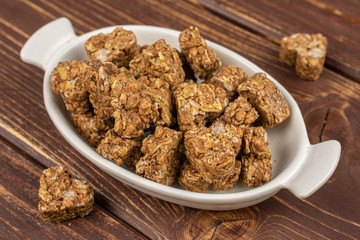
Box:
196;0;360;82
1;0;360;239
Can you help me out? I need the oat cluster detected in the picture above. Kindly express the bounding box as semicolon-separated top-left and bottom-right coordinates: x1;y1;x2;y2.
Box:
50;26;291;194
38;166;94;223
280;33;327;81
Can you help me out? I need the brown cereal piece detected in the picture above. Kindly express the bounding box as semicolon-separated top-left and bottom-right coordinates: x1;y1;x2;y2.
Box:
111;76;174;138
50;60;90;114
240;126;272;187
205;65;248;101
174;82;229;132
72;111;113;147
221;96;259;127
184;120;242;184
85;27;140;67
211;160;241;191
241;153;272;187
113;109;145;139
86;62;120;119
280;33;327;81
237;73;290;128
38;166;94;223
178;160;211;193
136;127;182;185
242;126;271;158
129;39;185;90
179;26;221;79
97;129;142;168
179;160;241;193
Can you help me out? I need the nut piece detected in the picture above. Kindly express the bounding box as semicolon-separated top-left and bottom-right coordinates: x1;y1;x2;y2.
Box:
38;166;94;223
136;127;182;186
72;111;113;147
221;96;259;127
111;75;174;138
280;33;327;81
184;120;242;184
86;62;120;119
205;65;248;101
179;26;221;79
240;127;272;187
97;129;142;169
129;39;185;90
174;82;229;132
85;27;140;67
237;73;290;128
50;60;91;114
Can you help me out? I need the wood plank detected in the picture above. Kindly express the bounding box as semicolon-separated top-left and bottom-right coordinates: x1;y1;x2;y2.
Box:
1;0;360;239
196;0;360;82
0;137;147;240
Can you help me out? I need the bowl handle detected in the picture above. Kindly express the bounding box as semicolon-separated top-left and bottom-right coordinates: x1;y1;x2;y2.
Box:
20;17;76;71
285;140;341;198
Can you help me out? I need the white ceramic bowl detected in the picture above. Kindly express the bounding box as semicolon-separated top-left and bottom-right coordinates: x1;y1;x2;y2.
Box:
21;18;341;210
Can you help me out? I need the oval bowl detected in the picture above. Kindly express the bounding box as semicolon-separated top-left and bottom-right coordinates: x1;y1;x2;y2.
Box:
20;18;341;210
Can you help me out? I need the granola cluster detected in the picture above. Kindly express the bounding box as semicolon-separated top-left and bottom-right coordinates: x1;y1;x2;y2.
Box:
50;60;91;113
280;33;327;81
179;26;221;79
205;65;248;101
85;27;140;67
174;82;229;132
129;39;185;90
49;25;291;197
237;73;290;129
136;127;182;185
38;166;94;223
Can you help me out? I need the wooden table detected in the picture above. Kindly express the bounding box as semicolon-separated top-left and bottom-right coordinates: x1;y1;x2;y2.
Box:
1;0;359;239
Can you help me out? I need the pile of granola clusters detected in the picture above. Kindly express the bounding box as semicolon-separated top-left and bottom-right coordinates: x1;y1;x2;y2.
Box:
50;26;290;193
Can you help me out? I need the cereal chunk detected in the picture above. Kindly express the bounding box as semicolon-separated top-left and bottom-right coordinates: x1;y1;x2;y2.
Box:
174;82;229;132
86;62;120;119
50;60;91;114
178;160;211;193
136;127;182;185
85;27;140;67
211;160;241;191
111;76;174;138
240;127;272;187
184;120;242;184
241;154;272;187
178;160;241;193
179;26;221;79
280;33;327;81
97;129;142;169
242;127;271;157
221;96;259;127
237;73;290;128
129;39;185;89
38;166;94;223
205;65;248;100
72;111;113;147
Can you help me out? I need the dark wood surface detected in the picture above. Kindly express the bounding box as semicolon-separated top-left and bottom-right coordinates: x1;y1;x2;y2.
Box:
1;0;359;239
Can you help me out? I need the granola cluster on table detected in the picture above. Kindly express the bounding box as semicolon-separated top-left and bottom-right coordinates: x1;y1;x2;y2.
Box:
280;33;327;81
50;26;291;197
